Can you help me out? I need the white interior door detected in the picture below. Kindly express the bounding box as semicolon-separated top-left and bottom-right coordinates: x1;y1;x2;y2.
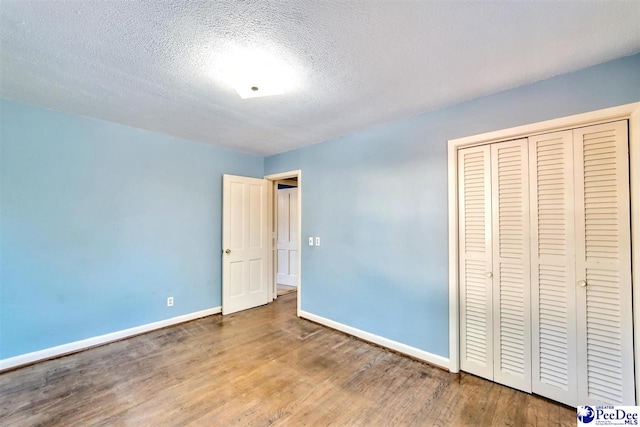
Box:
573;121;635;405
222;174;269;315
490;139;531;393
529;130;578;407
458;145;494;380
276;187;298;287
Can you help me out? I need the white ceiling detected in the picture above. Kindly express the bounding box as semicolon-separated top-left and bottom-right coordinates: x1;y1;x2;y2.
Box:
1;1;639;156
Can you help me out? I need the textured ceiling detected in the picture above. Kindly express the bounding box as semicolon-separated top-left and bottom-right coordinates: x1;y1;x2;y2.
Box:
1;1;639;156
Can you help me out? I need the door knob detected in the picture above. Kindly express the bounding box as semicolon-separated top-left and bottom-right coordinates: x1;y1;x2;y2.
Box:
577;280;587;288
225;249;231;254
486;272;493;278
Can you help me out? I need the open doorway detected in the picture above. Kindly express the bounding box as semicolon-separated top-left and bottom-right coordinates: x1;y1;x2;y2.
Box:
275;177;298;297
265;170;302;316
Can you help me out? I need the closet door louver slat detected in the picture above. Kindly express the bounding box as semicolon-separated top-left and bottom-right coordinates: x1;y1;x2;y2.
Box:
459;146;494;380
529;130;577;407
574;121;635;405
491;140;531;392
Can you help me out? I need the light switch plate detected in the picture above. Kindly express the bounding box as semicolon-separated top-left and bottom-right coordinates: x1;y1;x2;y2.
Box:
308;237;314;246
315;237;320;246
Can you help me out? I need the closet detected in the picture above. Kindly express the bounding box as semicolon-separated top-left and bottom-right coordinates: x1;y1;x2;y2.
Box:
458;120;634;407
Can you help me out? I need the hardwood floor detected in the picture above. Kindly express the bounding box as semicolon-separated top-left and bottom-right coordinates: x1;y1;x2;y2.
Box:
276;284;297;296
0;293;575;426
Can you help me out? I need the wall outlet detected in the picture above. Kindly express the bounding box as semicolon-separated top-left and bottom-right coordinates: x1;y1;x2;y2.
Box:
167;296;174;307
315;237;320;246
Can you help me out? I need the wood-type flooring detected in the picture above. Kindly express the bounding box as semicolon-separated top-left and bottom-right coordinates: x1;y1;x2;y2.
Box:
0;293;575;426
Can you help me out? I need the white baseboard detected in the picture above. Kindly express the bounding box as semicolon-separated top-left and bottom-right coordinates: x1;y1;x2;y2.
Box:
299;310;450;370
0;306;222;372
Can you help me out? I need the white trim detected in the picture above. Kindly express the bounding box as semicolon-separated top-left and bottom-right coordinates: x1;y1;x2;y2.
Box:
265;170;302;317
447;102;640;403
300;310;450;370
447;139;460;373
267;179;274;302
449;103;640;148
0;306;221;372
630;105;640;404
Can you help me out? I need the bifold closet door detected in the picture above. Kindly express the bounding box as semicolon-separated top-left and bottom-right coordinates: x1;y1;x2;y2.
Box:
573;121;634;405
529;130;578;407
459;140;531;392
529;121;634;406
490;139;531;393
459;145;493;380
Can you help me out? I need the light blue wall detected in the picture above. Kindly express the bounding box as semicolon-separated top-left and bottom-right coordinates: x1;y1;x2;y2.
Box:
0;99;263;359
2;54;639;363
265;53;640;358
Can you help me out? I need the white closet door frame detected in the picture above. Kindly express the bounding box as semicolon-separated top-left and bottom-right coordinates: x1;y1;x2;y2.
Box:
447;102;640;404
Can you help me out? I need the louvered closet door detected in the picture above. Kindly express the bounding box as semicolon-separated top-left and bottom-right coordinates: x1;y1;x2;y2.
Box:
459;146;494;380
529;130;578;407
573;121;635;405
490;139;531;393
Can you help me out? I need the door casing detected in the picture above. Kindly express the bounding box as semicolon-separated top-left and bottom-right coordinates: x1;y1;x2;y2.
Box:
265;170;302;317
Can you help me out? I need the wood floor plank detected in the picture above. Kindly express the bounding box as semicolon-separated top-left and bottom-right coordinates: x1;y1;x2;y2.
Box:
0;293;575;426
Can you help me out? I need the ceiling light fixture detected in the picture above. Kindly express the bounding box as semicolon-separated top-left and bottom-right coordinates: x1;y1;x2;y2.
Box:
216;48;298;99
